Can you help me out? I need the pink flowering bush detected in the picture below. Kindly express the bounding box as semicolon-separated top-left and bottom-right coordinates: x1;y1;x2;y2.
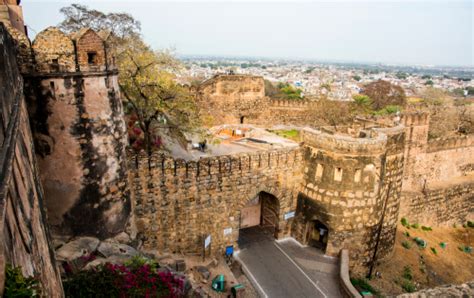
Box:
63;260;186;297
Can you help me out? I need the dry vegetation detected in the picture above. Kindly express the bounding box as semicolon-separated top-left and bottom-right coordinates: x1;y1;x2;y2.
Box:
366;222;474;296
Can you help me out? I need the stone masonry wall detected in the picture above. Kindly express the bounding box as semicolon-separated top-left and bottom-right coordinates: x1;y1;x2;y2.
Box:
0;24;63;296
402;113;474;192
293;127;405;275
24;27;130;239
130;148;304;254
399;178;474;226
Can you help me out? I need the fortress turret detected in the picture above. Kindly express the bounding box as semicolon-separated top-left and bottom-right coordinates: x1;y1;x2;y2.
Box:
24;27;130;239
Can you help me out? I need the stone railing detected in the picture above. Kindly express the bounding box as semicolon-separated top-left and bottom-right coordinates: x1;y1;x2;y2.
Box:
339;250;362;298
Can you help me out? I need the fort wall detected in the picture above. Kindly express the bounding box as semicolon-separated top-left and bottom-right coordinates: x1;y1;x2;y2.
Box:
130;148;304;254
399;177;474;226
0;24;62;296
402;112;474;191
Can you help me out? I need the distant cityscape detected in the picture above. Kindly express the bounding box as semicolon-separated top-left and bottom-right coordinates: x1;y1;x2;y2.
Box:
178;56;474;101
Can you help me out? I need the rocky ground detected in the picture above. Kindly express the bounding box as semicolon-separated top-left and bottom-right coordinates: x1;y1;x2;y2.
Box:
54;234;256;297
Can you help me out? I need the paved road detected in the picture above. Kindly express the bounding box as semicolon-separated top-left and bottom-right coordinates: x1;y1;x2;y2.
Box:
235;226;342;298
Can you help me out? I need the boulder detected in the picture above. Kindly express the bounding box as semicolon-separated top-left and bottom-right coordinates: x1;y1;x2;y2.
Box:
56;237;100;261
83;255;131;270
97;241;139;258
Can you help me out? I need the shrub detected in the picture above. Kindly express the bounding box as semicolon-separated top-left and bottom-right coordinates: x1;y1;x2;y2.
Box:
63;262;185;297
401;217;409;227
467;221;474;228
421;226;432;231
402;241;411;249
430;247;437;255
403;231;410;237
402;266;413;281
439;242;447;249
401;280;416;293
411;223;420;229
4;265;40;297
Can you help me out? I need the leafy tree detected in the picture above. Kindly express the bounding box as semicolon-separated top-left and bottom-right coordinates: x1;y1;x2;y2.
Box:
59;4;140;39
118;45;198;155
425;80;434;86
59;4;199;155
396;72;408;80
361;80;406;110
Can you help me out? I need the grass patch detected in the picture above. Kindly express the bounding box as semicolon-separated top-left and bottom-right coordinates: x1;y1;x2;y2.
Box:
401;280;416;293
270;129;300;141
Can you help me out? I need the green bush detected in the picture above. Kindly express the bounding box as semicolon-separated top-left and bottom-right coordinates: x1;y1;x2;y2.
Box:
403;231;410;237
411;223;420;229
439;242;447;249
401;217;409;227
402;241;411;249
402;266;413;281
401;280;416;293
430;247;437;255
467;221;474;228
421;226;432;231
4;264;40;297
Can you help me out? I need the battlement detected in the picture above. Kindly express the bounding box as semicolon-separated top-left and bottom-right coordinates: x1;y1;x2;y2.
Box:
269;99;317;108
427;135;474;153
402;111;430;127
131;147;302;178
31;26;115;74
301;127;387;155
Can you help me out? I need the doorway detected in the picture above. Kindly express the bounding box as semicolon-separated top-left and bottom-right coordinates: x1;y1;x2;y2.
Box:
308;220;329;252
238;192;280;246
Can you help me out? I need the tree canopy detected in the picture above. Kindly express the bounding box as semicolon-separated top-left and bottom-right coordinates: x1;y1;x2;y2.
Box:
59;4;199;155
361;80;406;110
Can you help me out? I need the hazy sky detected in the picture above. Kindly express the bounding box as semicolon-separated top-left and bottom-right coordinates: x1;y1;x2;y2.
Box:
24;0;473;66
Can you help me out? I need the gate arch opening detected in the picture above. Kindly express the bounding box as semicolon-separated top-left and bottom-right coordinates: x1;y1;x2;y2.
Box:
308;219;329;252
238;191;280;246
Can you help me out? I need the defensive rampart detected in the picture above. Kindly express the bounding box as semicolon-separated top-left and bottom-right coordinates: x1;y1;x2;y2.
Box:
0;24;62;297
130;148;304;254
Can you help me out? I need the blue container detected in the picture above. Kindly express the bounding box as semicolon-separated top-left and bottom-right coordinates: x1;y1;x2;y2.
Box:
226;245;234;256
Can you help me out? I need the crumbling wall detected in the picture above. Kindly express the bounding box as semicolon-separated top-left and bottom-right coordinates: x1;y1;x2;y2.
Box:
130;148;304;254
0;23;62;297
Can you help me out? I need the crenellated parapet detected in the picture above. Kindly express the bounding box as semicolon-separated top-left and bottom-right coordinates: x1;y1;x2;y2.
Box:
31;26;116;75
269;99;318;109
427;134;474;153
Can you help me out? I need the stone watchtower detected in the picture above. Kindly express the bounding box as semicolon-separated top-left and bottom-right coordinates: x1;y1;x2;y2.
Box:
294;125;405;275
24;27;130;239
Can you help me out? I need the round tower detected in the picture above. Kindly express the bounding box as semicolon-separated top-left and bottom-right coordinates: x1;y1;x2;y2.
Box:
25;27;130;239
294;125;405;275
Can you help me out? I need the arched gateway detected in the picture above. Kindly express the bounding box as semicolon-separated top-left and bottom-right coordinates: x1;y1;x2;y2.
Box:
238;191;281;247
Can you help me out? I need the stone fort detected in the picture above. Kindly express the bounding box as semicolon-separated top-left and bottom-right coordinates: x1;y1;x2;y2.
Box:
0;2;473;294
